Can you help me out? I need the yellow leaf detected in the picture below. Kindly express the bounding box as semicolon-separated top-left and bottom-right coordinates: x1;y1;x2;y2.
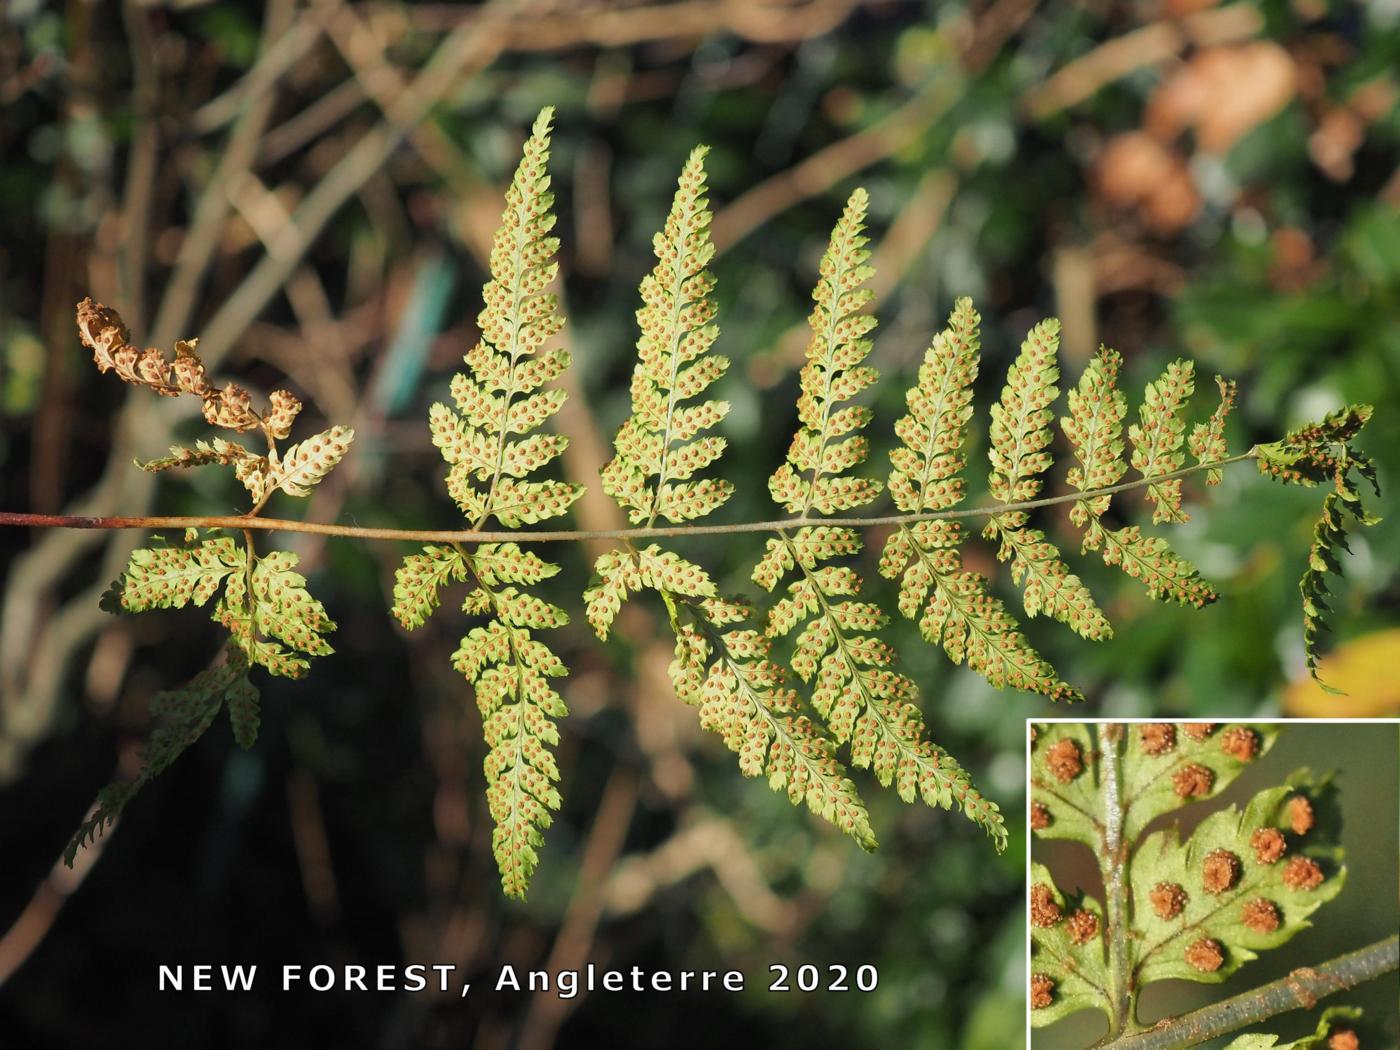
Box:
1284;629;1400;716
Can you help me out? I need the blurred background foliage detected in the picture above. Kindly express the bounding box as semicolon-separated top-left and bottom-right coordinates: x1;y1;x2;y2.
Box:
0;1;1396;1047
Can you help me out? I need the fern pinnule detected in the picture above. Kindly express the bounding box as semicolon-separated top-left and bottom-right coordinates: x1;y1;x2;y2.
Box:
984;320;1112;640
758;196;1005;849
880;300;1079;702
589;151;878;851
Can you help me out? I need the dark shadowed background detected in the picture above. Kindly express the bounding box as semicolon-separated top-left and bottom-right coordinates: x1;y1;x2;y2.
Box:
1;1;1397;1048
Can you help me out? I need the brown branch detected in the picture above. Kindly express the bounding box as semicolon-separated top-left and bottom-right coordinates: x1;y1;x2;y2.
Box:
1104;935;1399;1050
0;451;1261;545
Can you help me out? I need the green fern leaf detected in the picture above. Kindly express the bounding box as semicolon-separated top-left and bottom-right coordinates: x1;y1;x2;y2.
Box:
984;319;1111;640
453;603;569;899
1061;346;1128;530
1190;375;1238;484
590;154;874;849
691;621;873;851
248;550;337;676
600;145;733;526
1221;1007;1363;1049
756;205;1005;847
1129;358;1196;523
1131;770;1344;985
66;646;257;861
878;300;1076;700
391;544;469;630
270;425;355;497
1062;348;1217;607
416;107;584;898
767;187;881;517
1029;861;1109;1027
1033;723;1345;1033
431;107;582;532
1033;722;1281;848
886;296;980;514
103;537;243;612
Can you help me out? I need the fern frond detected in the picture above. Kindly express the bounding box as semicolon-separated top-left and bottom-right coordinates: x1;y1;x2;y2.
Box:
270;425;354;498
671;598;878;850
1130;359;1196;523
391;544;469;630
1062;348;1217;607
1061;346;1128;531
455;565;570;899
101;536;243;612
985;319;1111;640
222;549;337;679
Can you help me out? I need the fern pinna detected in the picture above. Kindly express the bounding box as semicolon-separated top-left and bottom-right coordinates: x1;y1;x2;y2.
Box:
45;108;1380;898
391;108;583;898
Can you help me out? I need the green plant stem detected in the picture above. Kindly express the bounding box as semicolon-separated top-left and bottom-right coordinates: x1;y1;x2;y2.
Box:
0;452;1257;544
1098;724;1133;1040
1102;934;1399;1050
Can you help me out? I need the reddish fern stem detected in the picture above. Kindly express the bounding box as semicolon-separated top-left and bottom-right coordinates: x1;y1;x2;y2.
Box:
0;451;1257;544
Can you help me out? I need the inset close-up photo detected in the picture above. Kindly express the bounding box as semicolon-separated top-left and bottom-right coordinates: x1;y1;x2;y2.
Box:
1030;721;1399;1049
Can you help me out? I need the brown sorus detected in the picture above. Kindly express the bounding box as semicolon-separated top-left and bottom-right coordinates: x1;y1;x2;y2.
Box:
1242;897;1280;933
1140;723;1176;755
1030;973;1055;1010
1182;722;1216;741
1067;909;1100;945
1185;937;1224;972
1251;827;1287;864
1283;855;1325;891
1202;849;1241;894
1031;884;1062;927
1173;763;1214;798
1031;802;1051;830
1328;1029;1359;1050
1046;738;1084;783
1221;726;1260;761
1289;795;1315;835
1150;881;1187;920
